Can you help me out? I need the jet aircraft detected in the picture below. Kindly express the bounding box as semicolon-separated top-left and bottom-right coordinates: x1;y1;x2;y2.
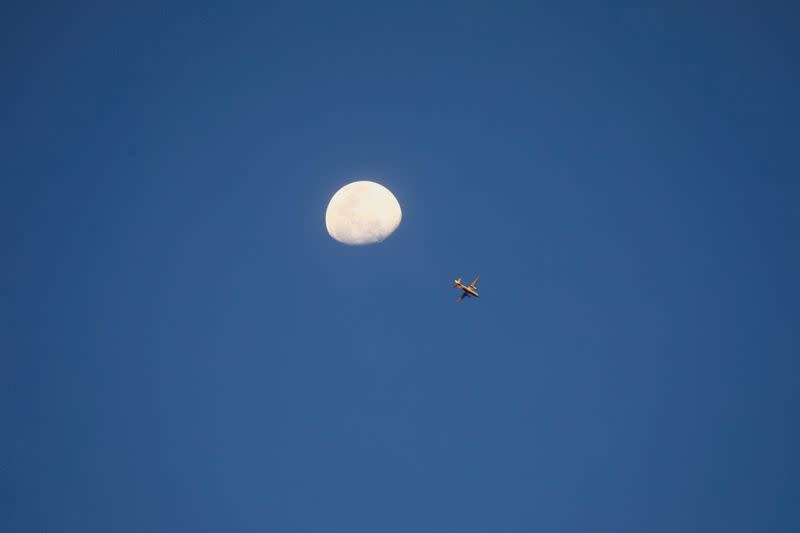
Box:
453;275;480;302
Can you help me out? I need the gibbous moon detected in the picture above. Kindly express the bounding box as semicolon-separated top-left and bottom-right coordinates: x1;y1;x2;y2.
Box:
325;181;402;245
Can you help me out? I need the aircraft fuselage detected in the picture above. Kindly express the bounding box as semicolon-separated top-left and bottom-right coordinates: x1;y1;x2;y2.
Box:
454;281;479;298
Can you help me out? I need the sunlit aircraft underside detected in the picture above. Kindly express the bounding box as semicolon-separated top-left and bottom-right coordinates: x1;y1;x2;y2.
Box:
453;275;480;302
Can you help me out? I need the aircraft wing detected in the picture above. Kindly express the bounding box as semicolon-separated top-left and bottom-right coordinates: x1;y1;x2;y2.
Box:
469;275;480;288
457;292;468;303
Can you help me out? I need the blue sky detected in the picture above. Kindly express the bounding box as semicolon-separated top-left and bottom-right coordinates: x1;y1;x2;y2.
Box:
4;2;799;531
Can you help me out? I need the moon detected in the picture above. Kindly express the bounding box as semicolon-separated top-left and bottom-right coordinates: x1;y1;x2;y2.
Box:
325;181;402;245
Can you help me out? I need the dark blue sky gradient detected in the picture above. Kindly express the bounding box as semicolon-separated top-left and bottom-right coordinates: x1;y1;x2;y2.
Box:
4;2;799;531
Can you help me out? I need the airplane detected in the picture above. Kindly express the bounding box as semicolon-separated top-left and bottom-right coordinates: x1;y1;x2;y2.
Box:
453;275;480;302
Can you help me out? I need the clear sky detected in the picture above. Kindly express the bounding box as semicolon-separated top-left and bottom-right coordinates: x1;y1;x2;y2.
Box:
4;2;799;531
